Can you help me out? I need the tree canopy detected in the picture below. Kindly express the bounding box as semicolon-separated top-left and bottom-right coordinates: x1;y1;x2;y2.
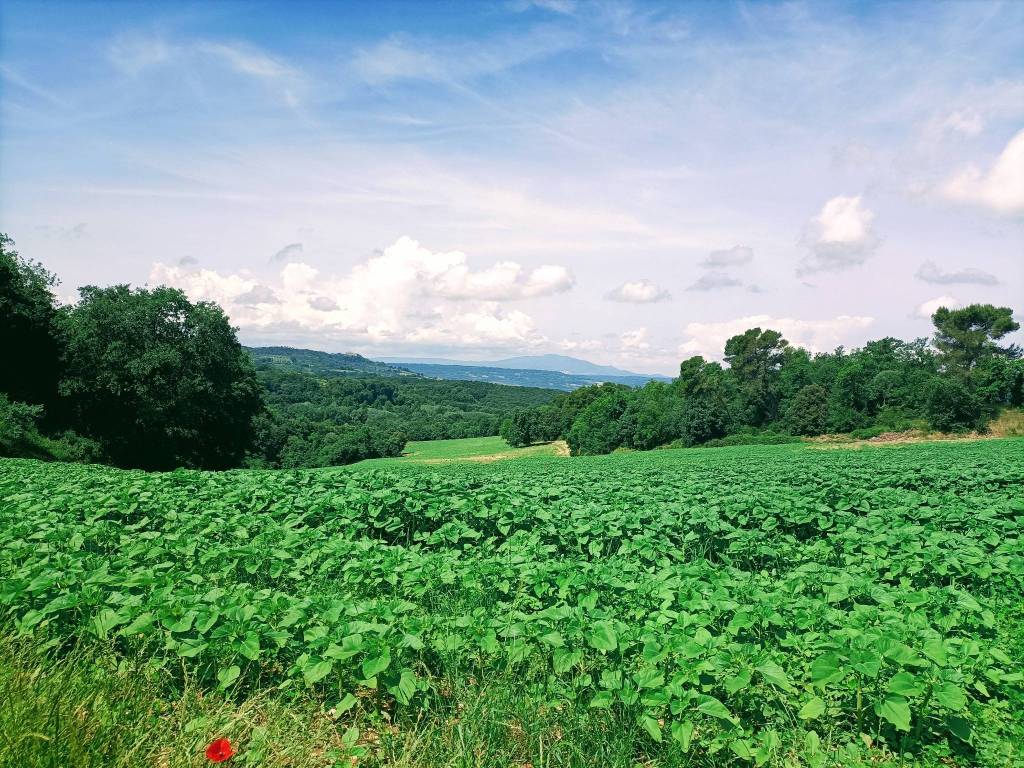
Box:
58;285;264;469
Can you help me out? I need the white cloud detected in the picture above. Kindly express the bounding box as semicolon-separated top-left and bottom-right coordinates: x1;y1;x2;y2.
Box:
605;279;670;303
509;0;576;13
108;35;306;107
798;195;880;274
942;109;984;137
702;245;753;268
916;295;961;319
916;260;999;285
678;314;875;361
620;327;650;351
940;128;1024;215
149;236;570;350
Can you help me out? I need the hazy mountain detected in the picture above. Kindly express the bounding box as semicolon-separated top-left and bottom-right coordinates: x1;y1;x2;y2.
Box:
380;354;659;378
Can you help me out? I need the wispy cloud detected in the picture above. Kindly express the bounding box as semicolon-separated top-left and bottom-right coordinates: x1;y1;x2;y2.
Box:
916;260;999;285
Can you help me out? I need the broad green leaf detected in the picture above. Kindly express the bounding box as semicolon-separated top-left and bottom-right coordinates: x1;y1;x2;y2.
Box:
671;720;694;750
361;649;391;679
874;693;911;731
303;659;334;686
639;714;662;743
697;696;735;723
587;621;618;652
934;683;967;710
217;665;241;689
887;672;923;697
755;662;795;692
810;653;845;686
799;696;826;720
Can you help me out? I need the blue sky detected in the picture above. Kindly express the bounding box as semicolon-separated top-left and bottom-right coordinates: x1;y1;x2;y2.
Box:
1;0;1021;374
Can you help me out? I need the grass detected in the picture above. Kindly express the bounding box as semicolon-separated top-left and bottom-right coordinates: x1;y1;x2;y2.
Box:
363;435;566;465
5;631;1021;768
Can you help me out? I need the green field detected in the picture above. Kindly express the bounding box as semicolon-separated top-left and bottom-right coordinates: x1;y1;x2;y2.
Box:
1;439;1023;767
365;435;567;464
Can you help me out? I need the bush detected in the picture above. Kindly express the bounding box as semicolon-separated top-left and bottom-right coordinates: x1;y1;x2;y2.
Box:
849;426;887;440
0;395;42;454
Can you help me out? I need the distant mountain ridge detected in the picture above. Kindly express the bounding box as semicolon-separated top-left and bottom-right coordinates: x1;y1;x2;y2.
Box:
380;353;660;378
248;346;669;392
247;346;412;378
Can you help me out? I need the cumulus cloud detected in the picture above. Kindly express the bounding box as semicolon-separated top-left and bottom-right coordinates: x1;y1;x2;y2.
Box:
798;195;880;274
916;260;998;285
271;242;303;262
687;272;742;292
678;314;875;360
940;128;1024;215
605;279;670;303
149;236;571;350
916;295;961;319
619;327;650;351
702;245;753;268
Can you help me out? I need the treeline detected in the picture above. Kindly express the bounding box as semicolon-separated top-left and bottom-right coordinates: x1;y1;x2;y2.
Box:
0;234;554;470
247;368;555;469
501;312;1023;455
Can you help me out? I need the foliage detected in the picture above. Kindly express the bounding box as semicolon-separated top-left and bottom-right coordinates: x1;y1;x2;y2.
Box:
506;311;1020;457
924;378;980;432
931;305;1020;371
723;328;788;426
57;285;264;470
785;384;830;435
1;439;1023;765
248;346;408;378
254;368;557;467
0;234;63;410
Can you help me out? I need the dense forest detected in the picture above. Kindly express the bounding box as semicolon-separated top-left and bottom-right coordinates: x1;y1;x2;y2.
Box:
248;367;556;468
0;234;555;469
501;315;1023;455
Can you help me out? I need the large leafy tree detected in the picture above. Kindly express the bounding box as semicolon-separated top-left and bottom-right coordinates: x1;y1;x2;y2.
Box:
0;234;63;408
59;285;264;470
932;304;1020;371
723;328;789;425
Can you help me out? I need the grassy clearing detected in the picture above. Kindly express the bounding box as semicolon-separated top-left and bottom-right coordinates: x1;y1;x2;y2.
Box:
363;435;566;465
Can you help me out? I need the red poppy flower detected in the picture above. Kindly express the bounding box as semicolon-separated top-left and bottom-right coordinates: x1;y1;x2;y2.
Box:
205;738;234;762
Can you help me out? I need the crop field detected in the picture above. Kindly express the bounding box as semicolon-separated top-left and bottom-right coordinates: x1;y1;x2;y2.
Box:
1;439;1023;767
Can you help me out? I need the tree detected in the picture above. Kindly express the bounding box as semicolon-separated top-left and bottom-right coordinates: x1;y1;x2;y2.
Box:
620;380;679;450
500;410;534;447
566;390;630;455
785;384;829;435
0;234;63;408
924;377;980;432
674;356;733;445
932;304;1020;371
58;285;264;469
723;328;789;425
